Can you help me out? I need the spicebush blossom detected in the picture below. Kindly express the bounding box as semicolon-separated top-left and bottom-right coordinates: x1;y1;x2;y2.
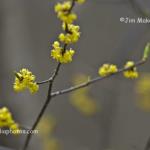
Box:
59;23;80;44
0;107;19;134
123;61;138;79
51;41;75;63
55;1;77;24
98;64;118;77
14;68;39;94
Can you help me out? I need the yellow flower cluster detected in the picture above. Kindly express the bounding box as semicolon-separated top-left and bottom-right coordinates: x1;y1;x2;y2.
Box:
123;61;138;79
51;0;84;64
0;107;19;134
98;61;139;79
59;23;80;44
14;68;39;94
70;74;99;116
51;41;75;63
98;64;118;77
55;1;77;24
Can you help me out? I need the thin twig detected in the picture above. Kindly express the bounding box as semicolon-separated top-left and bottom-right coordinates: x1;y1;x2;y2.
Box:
22;63;61;150
129;0;150;19
68;0;75;14
51;59;147;98
37;78;52;85
22;1;76;150
36;69;59;85
21;0;148;149
36;0;149;86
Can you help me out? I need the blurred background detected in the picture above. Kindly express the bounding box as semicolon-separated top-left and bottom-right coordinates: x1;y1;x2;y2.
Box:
0;0;150;150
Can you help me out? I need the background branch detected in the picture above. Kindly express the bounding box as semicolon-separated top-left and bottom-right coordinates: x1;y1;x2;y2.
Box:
51;59;147;98
129;0;150;18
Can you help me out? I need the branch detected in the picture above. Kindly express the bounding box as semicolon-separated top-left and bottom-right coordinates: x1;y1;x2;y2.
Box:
37;77;52;85
36;1;75;86
129;0;150;19
36;67;62;85
15;1;147;88
51;59;147;98
22;1;76;150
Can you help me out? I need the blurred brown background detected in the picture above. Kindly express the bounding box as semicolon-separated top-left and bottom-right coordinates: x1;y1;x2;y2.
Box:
0;0;150;150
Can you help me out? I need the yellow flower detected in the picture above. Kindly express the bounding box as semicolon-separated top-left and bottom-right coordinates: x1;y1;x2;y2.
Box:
123;61;138;79
55;1;77;23
60;49;75;63
55;1;71;12
14;68;39;94
98;64;118;77
51;41;75;63
58;13;77;24
75;0;86;4
51;41;62;62
59;23;80;44
0;107;20;134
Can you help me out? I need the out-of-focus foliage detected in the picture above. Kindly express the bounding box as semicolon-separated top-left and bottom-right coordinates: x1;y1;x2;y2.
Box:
43;138;61;150
38;115;57;136
69;74;100;116
136;73;150;111
38;115;61;150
